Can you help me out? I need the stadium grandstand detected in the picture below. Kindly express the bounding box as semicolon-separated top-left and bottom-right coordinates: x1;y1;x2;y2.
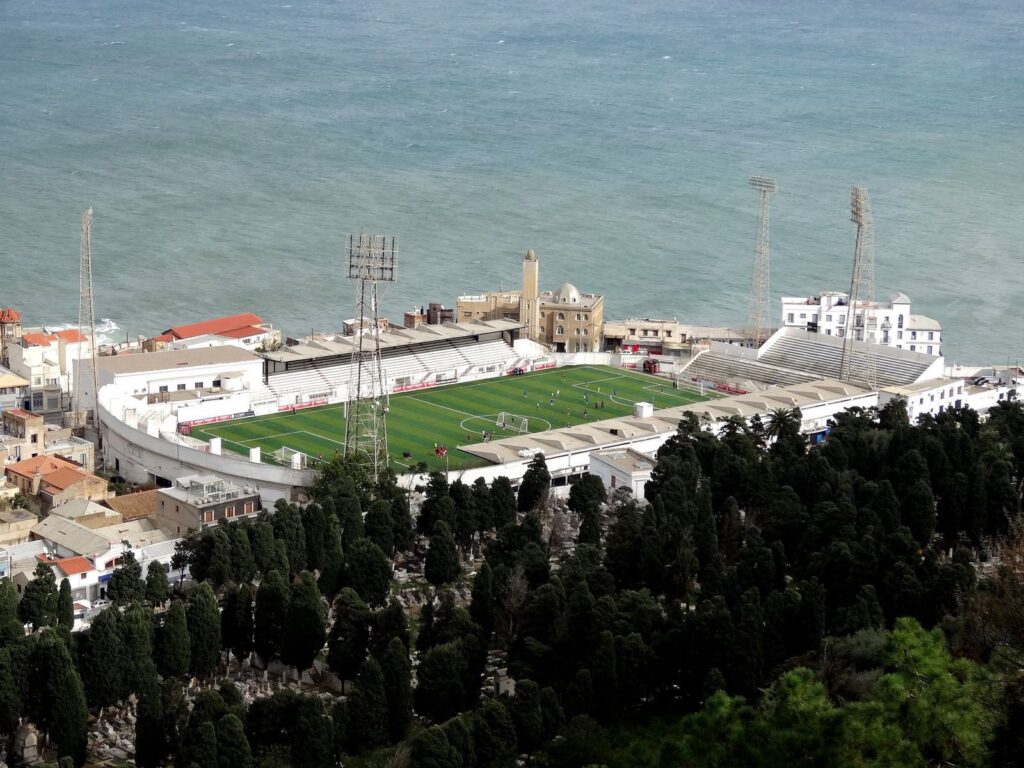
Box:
260;320;534;406
681;326;945;393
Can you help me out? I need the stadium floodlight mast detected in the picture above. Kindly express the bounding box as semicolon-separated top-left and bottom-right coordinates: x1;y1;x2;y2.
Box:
76;208;101;444
839;187;878;388
343;234;397;482
747;175;777;349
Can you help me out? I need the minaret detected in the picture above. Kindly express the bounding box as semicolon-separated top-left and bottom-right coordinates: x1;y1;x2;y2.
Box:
521;249;541;341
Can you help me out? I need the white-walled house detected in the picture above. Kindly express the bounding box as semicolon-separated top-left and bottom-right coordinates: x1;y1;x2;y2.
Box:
588;448;655;498
780;291;942;356
7;329;95;413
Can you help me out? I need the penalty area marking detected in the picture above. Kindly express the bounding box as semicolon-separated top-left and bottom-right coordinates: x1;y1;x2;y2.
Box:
458;413;552;436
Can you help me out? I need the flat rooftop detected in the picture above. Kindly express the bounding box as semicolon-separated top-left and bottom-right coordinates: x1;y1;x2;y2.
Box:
98;346;260;375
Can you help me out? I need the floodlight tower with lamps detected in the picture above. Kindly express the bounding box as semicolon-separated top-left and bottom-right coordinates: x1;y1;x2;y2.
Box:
343;234;397;481
839;186;877;388
76;208;101;436
747;175;778;348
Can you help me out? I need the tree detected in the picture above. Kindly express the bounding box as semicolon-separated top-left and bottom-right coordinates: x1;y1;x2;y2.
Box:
108;550;145;605
216;713;252;768
380;636;412;742
425;521;461;586
285;571;326;671
415;641;469;723
301;503;329;573
157;600;191;678
348;657;389;752
345;539;392;606
134;676;167;768
337;493;365;552
19;561;57;630
319;511;345;598
510;678;544;752
254;570;290;664
188;582;221;677
0;579;23;644
80;607;125;707
518;454;551;512
121;603;156;693
327;588;370;689
490;476;518;529
145;561;169;606
410;725;461;768
57;578;73;630
37;632;88;766
272;500;308;573
471;698;517;768
192;720;219;768
364;499;396;555
470;561;496;638
227;522;257;583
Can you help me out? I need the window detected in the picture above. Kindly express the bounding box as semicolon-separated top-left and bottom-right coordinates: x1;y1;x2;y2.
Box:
32;392;43;408
212;379;221;388
462;311;471;318
244;501;254;515
575;313;582;321
557;313;565;321
799;313;806;320
910;345;916;351
898;315;904;328
825;314;832;322
839;315;846;325
786;313;794;323
556;326;564;335
910;331;917;341
837;329;845;337
583;329;588;336
225;506;235;518
629;328;636;335
30;434;38;444
202;510;215;523
927;346;933;354
194;381;203;389
177;383;186;391
158;385;168;393
812;314;818;322
897;331;903;340
928;331;934;340
826;329;832;335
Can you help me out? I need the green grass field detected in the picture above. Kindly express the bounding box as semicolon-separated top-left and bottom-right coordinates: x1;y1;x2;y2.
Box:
191;365;716;472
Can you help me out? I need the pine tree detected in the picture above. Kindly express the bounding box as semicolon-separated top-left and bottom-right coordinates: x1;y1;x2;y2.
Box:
157;600;191;677
425;521;461;586
285;571;327;672
348;657;389;751
216;713;252;768
145;561;169;606
188;582;222;677
380;636;412;742
57;577;73;630
414;641;468;723
254;570;290;664
108;550;145;605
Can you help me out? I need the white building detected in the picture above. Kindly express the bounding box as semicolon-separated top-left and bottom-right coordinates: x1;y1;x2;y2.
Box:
588;448;655;498
779;291;942;356
7;329;95;413
879;377;1014;423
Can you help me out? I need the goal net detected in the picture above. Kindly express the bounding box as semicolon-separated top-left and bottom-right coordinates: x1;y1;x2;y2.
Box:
496;413;529;433
273;445;310;469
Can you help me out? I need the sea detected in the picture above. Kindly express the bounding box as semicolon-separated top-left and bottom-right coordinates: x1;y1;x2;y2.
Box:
1;0;1022;363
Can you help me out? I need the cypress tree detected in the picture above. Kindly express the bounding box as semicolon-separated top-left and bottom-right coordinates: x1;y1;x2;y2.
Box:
272;499;308;573
379;636;412;742
539;686;564;741
344;539;392;606
370;598;411;657
39;632;88;766
192;720;219;768
57;578;73;630
425;521;461;586
469;561;495;638
471;698;517;768
187;582;221;677
157;600;190;678
229;583;255;662
216;713;252;768
348;657;389;751
410;726;461;768
0;579;23;644
0;649;23;736
517;454;551;512
285;571;327;672
301;502;328;573
227;522;257;584
145;560;169;606
391;494;415;553
108;550;144;605
134;676;167;768
81;607;126;707
364;499;396;555
254;570;290;664
490;476;518;529
19;561;57;630
337;493;365;553
510;678;544;752
414;641;468;723
319;511;345;599
291;696;334;768
121;603;155;693
250;520;278;576
327;588;370;690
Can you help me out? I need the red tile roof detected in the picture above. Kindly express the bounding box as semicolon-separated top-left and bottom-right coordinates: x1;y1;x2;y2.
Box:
0;307;20;323
22;332;55;347
3;408;40;420
6;454;82;480
215;325;266;339
42;466;95;492
53;329;88;343
53;555;94;576
102;489;158;522
163;313;264;340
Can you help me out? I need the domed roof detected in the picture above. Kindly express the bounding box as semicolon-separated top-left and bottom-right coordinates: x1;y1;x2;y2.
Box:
524;249;537;261
556;282;581;303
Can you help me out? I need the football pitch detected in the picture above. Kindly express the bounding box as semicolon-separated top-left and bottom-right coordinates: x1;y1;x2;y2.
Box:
190;365;717;472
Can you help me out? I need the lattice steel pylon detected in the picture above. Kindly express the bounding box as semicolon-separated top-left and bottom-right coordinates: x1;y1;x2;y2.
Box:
76;208;101;432
343;234;397;481
839;186;877;388
746;175;778;348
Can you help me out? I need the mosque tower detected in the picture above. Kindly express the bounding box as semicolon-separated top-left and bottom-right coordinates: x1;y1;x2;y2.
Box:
520;249;541;342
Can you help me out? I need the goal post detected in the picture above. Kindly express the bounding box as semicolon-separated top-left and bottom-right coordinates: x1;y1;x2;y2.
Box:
272;445;309;469
496;412;529;433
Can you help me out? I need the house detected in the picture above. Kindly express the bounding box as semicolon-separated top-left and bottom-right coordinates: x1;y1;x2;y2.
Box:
0;365;30;411
156;473;261;535
6;328;94;413
102;489;159;522
588;448;656;498
0;307;23;366
0;408;95;470
0;508;36;548
4;454;111;513
146;312;281;352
